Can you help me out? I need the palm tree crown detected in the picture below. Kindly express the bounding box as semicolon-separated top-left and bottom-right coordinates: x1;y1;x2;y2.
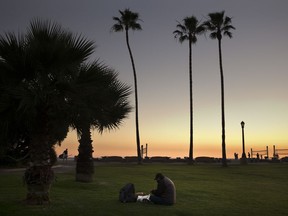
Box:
112;9;142;32
173;16;205;44
70;61;131;134
204;11;235;40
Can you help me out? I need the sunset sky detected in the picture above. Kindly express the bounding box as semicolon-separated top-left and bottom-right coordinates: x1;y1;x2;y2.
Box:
1;0;287;159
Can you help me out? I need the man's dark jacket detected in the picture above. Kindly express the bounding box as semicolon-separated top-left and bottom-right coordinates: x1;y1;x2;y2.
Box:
151;176;176;204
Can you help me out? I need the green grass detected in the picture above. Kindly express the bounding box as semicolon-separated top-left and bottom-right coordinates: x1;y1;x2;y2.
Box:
1;163;288;216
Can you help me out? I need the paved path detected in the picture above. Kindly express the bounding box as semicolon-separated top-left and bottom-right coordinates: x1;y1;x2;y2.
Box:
0;160;76;174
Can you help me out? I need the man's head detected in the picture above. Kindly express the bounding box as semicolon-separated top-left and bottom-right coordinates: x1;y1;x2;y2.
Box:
154;173;164;181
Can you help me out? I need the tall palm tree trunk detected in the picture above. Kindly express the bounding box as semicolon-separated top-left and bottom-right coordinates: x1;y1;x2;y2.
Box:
188;39;194;164
125;29;141;164
26;133;53;204
25;110;54;204
76;122;94;182
218;38;227;167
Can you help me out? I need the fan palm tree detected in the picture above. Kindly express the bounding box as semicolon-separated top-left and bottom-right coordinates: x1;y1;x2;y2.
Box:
204;11;235;167
111;9;142;164
173;16;205;164
70;61;131;182
0;18;94;203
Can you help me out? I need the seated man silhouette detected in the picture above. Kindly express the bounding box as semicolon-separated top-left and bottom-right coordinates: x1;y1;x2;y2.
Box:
137;173;176;205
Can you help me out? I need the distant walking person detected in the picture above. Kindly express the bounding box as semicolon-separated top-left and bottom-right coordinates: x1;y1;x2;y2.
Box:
150;173;176;205
63;149;68;161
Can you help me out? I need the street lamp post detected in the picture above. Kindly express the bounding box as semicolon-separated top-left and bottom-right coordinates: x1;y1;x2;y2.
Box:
241;121;247;164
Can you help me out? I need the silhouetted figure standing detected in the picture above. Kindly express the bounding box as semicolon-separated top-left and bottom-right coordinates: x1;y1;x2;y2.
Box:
63;149;68;161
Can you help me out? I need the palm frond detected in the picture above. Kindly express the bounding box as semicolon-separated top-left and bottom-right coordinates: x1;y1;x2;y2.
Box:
111;24;124;32
130;23;142;31
68;33;95;62
209;32;218;40
175;22;187;33
69;59;132;134
224;31;233;38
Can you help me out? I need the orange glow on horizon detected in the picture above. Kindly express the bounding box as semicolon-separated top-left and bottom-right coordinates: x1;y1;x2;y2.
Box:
56;130;287;160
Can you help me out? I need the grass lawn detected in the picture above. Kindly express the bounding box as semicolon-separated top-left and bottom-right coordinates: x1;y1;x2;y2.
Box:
0;162;288;216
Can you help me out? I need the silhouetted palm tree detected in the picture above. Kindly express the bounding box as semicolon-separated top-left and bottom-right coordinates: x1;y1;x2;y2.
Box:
204;11;235;167
173;16;205;164
0;18;94;203
111;9;142;164
70;61;131;182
